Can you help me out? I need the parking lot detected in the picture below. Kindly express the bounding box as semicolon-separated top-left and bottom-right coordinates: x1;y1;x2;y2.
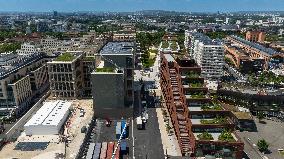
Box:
80;119;132;159
237;117;284;159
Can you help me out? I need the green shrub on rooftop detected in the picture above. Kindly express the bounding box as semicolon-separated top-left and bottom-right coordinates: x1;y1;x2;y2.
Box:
200;116;226;124
197;131;213;140
96;67;115;72
55;53;75;61
218;129;235;142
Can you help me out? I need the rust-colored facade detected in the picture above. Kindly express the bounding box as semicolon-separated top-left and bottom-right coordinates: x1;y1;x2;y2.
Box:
246;31;266;43
160;53;244;158
226;36;273;69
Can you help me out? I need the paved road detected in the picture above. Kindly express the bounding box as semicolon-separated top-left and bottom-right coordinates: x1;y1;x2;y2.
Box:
133;108;164;159
224;63;246;81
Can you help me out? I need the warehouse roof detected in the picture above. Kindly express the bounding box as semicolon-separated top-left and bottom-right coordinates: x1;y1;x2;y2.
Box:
25;100;71;127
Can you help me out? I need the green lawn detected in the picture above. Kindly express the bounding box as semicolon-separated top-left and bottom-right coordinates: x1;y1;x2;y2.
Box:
96;67;115;72
55;53;76;61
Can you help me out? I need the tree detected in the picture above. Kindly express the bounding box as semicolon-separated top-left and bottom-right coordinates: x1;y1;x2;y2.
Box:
257;112;265;122
257;139;269;152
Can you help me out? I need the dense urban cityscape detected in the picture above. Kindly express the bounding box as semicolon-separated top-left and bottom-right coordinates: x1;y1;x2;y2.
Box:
0;0;283;159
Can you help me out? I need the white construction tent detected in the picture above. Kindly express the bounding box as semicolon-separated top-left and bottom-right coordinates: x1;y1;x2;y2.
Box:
24;100;72;135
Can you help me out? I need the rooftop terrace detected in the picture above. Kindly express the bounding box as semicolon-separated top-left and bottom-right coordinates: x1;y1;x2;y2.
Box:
54;53;76;61
100;42;134;55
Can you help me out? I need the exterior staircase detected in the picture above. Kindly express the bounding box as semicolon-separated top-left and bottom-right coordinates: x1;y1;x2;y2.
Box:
169;69;192;155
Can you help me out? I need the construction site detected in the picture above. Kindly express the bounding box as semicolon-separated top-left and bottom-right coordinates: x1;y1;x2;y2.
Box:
0;99;94;159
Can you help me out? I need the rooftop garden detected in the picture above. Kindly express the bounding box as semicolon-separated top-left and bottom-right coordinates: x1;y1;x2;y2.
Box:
55;53;76;61
161;41;169;48
170;41;178;51
200;116;226;124
189;92;206;99
218;130;235;142
83;56;95;61
96;67;115;72
186;71;200;78
201;102;223;111
197;131;213;141
190;82;204;88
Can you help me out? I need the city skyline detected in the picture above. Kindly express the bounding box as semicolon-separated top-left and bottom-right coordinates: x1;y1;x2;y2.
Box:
0;0;284;12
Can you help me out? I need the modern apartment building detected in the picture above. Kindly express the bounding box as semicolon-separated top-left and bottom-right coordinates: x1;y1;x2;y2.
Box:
226;35;282;69
186;31;224;80
113;24;136;42
224;43;265;74
160;53;243;158
16;42;41;55
47;52;83;99
0;52;49;118
91;42;135;119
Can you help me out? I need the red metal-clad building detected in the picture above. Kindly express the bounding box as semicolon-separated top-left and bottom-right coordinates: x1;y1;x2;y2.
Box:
160;53;244;158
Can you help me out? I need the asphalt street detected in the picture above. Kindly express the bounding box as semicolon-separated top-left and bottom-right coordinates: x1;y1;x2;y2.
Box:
133;108;164;159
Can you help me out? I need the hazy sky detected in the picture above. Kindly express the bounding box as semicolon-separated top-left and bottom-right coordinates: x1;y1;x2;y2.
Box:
0;0;283;12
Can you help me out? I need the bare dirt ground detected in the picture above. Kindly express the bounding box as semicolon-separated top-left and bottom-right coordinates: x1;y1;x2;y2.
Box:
0;99;94;159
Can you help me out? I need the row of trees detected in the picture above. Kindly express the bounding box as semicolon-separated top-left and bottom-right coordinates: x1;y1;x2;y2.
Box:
136;31;165;68
0;30;21;41
248;71;284;86
0;43;21;53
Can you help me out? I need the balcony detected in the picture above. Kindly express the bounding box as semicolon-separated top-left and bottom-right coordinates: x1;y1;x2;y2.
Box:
185;71;201;79
194;131;238;142
185;92;209;100
201;102;223;111
191;116;228;125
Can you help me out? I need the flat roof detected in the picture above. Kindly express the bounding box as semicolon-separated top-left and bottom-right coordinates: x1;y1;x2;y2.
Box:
25;100;71;127
164;54;175;62
233;112;253;120
193;132;238;142
100;42;134;55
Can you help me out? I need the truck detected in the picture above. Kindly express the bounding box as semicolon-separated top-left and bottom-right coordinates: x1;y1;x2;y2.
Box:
116;122;121;139
136;116;143;130
121;120;127;139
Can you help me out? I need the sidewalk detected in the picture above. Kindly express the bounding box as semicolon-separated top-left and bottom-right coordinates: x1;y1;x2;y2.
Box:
156;108;181;157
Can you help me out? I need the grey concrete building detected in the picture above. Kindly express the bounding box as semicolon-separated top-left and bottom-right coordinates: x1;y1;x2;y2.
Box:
92;42;135;119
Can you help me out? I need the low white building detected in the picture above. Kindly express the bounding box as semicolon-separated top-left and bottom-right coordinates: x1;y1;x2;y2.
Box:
24;100;71;135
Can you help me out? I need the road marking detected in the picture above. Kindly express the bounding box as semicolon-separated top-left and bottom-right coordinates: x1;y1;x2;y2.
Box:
132;119;135;159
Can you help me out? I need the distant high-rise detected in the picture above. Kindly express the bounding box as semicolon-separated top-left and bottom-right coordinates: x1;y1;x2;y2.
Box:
53;11;58;17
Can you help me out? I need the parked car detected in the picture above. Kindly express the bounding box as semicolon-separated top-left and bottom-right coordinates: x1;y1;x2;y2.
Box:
105;118;111;127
